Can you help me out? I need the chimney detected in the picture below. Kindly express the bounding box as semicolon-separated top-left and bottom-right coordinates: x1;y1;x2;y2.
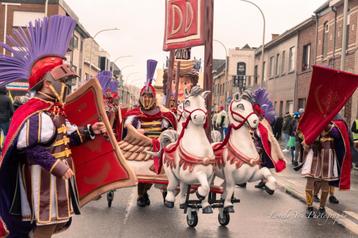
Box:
271;34;280;40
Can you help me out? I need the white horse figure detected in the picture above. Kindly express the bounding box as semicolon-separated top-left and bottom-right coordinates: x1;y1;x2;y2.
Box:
212;93;277;212
160;86;215;213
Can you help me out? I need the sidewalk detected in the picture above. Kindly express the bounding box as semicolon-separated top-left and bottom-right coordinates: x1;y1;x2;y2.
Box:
276;144;358;235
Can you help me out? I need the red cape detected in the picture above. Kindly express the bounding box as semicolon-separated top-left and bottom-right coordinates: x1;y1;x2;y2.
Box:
1;98;52;163
258;122;286;173
332;120;352;190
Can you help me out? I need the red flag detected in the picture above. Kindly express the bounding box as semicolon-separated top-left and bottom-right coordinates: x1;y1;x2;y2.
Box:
298;65;358;145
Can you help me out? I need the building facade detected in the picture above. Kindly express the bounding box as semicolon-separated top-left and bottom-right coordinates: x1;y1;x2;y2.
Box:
254;31;300;116
296;17;316;111
314;0;358;124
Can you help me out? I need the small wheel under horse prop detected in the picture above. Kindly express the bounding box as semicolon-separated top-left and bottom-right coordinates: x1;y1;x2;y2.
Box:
181;184;240;227
186;210;198;228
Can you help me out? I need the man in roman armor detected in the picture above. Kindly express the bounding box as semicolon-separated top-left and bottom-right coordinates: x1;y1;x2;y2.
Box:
0;16;106;237
123;60;177;207
301;119;351;218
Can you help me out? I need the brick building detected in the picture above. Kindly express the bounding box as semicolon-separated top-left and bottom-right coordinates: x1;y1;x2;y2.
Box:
253;0;357;123
296;17;316;110
254;26;302;116
314;0;358;124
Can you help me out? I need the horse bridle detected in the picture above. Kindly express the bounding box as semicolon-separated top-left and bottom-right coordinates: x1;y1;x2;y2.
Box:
165;104;208;154
213;100;257;151
229;100;256;130
177;102;208;124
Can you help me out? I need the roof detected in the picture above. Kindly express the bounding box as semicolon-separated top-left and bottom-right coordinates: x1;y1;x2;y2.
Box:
255;16;316;55
213;59;226;76
314;0;330;14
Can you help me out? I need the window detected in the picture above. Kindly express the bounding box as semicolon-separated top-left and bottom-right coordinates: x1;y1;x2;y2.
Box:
322;22;329;58
13;11;45;27
275;53;280;76
298;98;306;109
269;56;275;78
262;61;266;81
286;100;294;114
345;18;350;49
71;36;79;49
288;46;295;72
254;65;258;85
281;51;286;74
279;101;283;116
302;44;311;71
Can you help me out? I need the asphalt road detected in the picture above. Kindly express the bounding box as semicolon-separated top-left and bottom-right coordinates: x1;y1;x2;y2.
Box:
53;183;357;238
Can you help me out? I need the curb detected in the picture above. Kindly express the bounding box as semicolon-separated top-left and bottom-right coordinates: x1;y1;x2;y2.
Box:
277;180;358;236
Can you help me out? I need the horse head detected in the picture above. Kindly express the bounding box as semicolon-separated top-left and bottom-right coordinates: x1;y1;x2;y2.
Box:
228;92;259;130
179;86;210;127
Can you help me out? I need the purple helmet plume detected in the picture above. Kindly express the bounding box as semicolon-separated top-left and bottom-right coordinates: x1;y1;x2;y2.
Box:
145;59;158;89
97;71;112;93
0;15;76;87
252;88;276;124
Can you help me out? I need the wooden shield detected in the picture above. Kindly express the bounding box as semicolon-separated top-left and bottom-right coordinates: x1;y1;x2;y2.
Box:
65;79;137;206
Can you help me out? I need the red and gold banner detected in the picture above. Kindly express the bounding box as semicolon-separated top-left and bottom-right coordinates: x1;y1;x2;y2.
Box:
298;65;358;145
163;0;205;51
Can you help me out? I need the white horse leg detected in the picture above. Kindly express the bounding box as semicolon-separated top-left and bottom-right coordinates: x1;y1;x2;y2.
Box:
179;182;188;208
223;167;235;212
248;167;277;195
196;172;213;213
164;167;179;208
259;167;277;193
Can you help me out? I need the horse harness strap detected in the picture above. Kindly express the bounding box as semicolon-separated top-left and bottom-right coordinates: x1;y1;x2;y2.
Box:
213;103;256;152
226;140;261;168
164;108;207;154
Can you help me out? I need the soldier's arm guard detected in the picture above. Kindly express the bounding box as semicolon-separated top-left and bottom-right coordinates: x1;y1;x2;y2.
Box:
24;145;69;178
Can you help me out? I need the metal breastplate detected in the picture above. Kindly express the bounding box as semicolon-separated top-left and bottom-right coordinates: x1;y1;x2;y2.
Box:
141;120;162;139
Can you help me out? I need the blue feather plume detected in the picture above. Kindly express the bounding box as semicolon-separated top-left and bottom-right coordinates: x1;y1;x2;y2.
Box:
252;88;276;124
0;15;76;87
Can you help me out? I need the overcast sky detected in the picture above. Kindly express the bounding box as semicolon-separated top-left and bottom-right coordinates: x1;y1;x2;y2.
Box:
66;0;325;87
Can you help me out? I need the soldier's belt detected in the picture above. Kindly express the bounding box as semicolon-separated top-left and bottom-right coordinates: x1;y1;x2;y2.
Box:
52;148;72;159
53;137;70;147
320;137;333;142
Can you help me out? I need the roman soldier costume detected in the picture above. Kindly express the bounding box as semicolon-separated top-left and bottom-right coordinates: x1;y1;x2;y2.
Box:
0;16;103;237
121;59;176;207
301;120;351;217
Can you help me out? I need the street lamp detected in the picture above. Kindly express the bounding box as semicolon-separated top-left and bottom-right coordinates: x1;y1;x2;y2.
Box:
89;27;120;78
239;0;266;87
120;65;135;71
114;55;132;63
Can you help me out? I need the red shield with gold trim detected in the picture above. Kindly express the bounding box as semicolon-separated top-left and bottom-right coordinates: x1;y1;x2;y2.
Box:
65;79;137;206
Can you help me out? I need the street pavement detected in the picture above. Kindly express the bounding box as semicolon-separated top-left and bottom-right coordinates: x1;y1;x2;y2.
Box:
277;149;358;235
55;184;356;238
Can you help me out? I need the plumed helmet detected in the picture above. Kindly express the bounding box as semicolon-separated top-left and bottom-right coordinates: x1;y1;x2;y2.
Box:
0;16;77;90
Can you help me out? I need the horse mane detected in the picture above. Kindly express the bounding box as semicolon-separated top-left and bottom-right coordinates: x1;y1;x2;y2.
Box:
188;86;203;97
